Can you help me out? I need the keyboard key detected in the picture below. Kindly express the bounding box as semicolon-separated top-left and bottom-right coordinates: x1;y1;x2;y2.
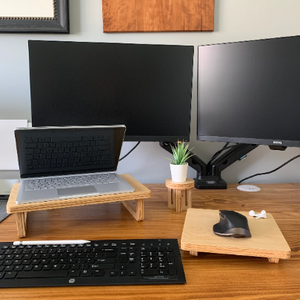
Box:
168;262;177;275
81;270;92;277
17;270;68;278
141;269;159;276
69;270;80;277
94;269;105;276
93;264;114;269
4;272;17;279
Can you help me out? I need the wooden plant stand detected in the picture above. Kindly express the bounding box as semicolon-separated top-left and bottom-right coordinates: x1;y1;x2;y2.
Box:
165;178;194;213
6;174;151;238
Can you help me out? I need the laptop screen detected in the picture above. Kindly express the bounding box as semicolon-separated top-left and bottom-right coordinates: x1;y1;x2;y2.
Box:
15;125;126;178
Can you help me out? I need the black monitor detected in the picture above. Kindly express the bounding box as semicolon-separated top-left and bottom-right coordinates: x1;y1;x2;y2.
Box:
197;35;300;148
28;41;194;142
193;35;300;189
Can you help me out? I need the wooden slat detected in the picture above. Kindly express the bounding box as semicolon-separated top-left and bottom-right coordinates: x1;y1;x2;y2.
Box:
102;0;214;32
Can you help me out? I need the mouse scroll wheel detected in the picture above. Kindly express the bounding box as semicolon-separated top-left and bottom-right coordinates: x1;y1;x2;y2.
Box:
220;214;226;220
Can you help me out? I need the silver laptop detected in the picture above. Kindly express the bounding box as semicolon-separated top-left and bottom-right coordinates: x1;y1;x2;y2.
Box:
14;125;135;204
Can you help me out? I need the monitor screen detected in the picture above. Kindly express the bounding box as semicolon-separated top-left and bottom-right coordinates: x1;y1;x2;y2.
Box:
197;35;300;148
29;41;194;142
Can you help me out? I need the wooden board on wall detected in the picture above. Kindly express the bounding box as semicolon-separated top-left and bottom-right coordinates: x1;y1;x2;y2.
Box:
102;0;214;33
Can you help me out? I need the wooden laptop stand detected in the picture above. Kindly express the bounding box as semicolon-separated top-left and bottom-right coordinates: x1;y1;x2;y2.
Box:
6;174;151;238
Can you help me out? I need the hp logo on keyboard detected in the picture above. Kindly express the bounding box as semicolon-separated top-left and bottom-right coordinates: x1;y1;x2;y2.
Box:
69;279;76;284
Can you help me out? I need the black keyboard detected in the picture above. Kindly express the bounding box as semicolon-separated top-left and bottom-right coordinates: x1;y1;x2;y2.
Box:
24;135;112;171
0;239;186;288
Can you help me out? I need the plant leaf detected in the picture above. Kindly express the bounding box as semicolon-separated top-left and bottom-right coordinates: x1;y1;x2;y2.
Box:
166;141;194;165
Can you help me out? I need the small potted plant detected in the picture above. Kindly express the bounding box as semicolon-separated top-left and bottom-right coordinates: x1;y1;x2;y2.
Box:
167;141;194;182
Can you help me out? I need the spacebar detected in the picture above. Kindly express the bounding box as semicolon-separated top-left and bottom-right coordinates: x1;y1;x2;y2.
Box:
17;270;69;279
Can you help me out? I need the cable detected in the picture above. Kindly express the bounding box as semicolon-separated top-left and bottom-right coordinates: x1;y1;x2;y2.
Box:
119;141;141;161
208;143;229;165
238;154;300;184
207;143;236;166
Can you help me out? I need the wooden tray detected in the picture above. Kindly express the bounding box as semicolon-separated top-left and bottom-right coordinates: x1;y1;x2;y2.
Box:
181;208;291;263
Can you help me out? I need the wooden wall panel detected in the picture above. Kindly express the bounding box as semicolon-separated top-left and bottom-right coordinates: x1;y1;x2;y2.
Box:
102;0;214;32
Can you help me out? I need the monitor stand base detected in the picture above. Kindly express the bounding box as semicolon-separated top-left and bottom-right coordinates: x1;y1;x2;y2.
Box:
194;176;227;189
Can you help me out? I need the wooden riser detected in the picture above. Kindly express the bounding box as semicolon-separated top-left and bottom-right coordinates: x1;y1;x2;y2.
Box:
181;208;291;263
6;174;151;237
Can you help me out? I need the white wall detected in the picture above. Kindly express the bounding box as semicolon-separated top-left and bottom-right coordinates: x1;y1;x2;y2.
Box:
1;0;300;184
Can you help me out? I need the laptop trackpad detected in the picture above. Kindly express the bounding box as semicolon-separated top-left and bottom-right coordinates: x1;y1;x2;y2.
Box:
57;186;98;198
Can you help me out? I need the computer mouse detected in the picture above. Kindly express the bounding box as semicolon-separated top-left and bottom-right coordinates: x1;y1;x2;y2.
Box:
213;210;251;238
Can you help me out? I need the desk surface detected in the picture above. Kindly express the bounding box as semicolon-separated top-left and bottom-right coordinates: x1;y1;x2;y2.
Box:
1;182;300;299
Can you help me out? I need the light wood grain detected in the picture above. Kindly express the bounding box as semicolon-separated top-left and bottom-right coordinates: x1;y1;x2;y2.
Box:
102;0;214;32
1;182;300;299
6;174;150;237
15;212;27;238
7;174;150;213
166;178;194;212
165;178;194;190
181;208;291;262
121;199;144;221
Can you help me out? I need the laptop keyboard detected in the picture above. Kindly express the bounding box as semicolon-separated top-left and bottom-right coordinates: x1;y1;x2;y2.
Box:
0;239;186;288
24;135;112;171
24;173;120;191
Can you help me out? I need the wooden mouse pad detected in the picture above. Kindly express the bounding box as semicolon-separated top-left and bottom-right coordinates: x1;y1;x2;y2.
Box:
181;208;291;263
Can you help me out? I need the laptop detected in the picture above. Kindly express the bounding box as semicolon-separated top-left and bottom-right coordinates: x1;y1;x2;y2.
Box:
14;125;135;204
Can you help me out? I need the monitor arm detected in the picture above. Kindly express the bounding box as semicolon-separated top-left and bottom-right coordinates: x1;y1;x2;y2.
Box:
160;142;258;189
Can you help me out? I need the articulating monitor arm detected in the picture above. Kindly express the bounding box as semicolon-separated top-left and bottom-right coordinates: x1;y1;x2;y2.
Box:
199;143;259;189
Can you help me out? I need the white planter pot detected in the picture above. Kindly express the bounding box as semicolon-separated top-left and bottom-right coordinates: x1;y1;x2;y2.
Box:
170;163;188;182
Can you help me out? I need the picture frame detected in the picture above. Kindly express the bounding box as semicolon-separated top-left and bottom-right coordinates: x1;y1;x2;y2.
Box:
0;0;69;33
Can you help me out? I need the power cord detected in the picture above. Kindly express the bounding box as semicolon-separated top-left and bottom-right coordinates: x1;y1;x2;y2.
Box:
207;143;237;166
238;154;300;184
119;142;141;161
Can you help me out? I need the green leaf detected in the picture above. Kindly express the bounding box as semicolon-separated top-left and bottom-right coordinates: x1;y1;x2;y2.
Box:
166;141;194;165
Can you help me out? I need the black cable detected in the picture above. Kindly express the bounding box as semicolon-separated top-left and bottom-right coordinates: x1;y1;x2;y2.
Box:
119;141;141;161
208;142;229;164
207;143;236;165
238;154;300;184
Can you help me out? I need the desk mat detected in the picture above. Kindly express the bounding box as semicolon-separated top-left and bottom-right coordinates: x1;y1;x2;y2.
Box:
181;208;291;263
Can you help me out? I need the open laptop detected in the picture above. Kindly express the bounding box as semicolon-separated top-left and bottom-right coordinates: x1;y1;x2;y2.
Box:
14;125;135;204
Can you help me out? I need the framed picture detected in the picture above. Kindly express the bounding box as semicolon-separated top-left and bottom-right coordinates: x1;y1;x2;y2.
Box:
0;0;69;33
